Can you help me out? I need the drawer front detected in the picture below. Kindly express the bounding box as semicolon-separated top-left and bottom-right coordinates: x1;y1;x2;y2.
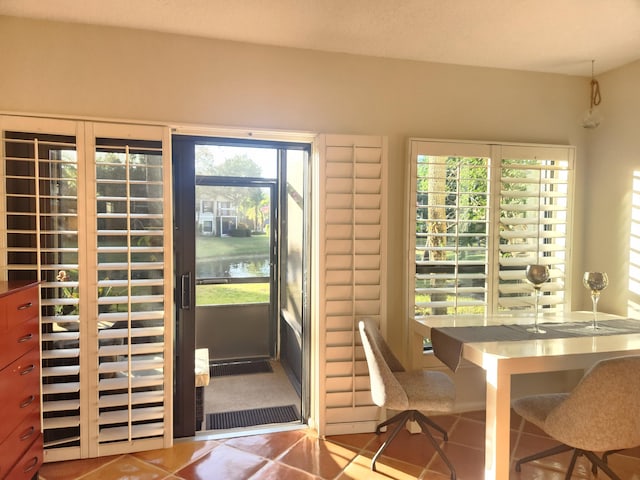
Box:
0;409;41;478
2;285;38;330
2;433;42;480
0;315;39;371
0;347;40;434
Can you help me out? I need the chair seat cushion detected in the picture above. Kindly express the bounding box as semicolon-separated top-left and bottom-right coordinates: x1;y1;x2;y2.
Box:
512;393;568;430
393;370;455;411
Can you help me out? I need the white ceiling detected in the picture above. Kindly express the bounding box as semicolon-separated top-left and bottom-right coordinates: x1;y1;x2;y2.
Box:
2;0;640;77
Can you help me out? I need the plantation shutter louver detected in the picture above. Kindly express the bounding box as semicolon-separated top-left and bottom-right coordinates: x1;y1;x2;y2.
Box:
87;123;172;456
411;142;491;316
409;140;573;321
1;117;85;459
497;145;573;312
317;134;387;436
0;116;173;462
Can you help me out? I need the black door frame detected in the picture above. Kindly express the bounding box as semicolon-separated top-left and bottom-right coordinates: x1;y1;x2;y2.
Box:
172;134;311;437
172;136;197;437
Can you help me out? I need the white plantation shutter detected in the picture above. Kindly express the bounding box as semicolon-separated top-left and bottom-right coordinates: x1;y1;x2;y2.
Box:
86;123;172;456
0;116;86;459
408;140;573;322
317;134;387;436
411;142;491;316
0;116;172;461
497;145;573;312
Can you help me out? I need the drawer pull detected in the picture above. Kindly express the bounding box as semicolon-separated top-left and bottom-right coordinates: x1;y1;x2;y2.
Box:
23;456;39;473
17;301;33;311
17;333;34;343
20;426;35;441
19;395;35;409
20;364;36;375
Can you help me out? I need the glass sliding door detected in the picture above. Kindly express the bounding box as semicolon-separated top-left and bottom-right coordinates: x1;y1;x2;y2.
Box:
172;135;310;436
279;149;307;398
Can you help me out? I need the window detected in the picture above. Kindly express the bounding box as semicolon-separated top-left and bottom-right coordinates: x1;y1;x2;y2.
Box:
408;140;574;332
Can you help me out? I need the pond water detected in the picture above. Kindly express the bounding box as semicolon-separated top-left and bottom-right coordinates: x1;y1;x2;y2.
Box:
196;256;270;278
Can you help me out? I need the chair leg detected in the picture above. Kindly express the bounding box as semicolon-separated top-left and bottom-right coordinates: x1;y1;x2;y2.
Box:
416;417;457;480
515;445;622;480
583;451;622;480
371;411;411;471
371;410;455;478
515;444;573;472
564;450;581;480
414;410;448;441
375;410;411;434
603;449;623;464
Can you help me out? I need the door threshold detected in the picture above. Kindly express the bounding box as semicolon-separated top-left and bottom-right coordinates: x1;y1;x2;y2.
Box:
186;421;308;442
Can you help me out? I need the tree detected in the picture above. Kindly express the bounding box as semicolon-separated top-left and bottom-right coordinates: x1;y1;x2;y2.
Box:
418;156;489;315
195;154;267;233
243;188;267;231
212;154;262;178
423;156;448;315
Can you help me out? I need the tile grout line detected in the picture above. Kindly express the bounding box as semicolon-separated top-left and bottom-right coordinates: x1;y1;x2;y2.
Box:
421;413;463;479
63;454;127;480
163;439;225;476
510;412;525;473
233;431;320;479
328;432;380;480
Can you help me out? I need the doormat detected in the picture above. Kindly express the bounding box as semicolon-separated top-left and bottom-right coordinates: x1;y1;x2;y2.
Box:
210;360;273;377
206;405;299;430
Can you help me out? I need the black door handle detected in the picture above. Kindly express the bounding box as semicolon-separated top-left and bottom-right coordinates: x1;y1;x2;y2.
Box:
181;273;192;310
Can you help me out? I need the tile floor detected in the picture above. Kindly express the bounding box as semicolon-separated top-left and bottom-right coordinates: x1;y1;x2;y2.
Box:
38;410;640;480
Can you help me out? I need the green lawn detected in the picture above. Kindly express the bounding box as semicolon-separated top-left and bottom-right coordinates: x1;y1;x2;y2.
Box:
197;283;269;305
196;234;269;259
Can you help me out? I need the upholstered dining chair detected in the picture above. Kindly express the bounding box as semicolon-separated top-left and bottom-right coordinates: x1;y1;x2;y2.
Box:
512;355;640;480
358;318;457;479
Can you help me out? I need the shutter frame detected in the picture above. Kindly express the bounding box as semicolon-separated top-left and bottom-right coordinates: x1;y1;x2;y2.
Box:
0;116;173;462
408;139;574;321
316;134;387;436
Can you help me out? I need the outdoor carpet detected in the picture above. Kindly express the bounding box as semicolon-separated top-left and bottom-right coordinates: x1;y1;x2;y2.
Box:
209;360;273;377
205;404;299;430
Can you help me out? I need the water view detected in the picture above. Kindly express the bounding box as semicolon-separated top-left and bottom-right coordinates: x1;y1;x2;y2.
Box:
196;256;270;279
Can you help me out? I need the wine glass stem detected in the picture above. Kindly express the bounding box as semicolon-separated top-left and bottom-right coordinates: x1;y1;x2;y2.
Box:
534;286;541;329
591;292;600;329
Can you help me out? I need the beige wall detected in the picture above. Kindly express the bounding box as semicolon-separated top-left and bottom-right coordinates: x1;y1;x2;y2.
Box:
585;60;640;316
0;15;595;357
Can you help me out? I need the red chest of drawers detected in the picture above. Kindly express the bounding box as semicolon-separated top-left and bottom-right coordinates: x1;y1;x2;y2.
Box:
0;281;42;480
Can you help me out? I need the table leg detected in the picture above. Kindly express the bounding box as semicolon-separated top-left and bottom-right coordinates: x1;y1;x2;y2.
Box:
411;331;424;370
484;362;511;479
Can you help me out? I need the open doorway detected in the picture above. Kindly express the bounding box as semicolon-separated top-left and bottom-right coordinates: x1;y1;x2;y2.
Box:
172;135;310;437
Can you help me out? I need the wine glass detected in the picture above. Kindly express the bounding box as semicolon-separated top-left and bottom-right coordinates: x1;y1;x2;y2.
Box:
526;264;550;333
583;272;608;330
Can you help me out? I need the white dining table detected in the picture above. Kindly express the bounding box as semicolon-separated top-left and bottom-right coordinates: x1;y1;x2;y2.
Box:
413;311;640;480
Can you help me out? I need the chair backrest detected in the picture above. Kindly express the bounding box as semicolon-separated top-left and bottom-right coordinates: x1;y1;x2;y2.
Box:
545;355;640;452
358;318;408;409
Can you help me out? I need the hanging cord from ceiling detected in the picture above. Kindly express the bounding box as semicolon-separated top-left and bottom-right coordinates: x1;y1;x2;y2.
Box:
589;60;601;111
582;59;602;129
